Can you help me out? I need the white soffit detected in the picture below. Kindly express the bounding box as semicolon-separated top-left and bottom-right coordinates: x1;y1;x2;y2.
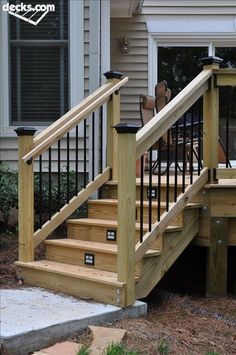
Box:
147;16;236;34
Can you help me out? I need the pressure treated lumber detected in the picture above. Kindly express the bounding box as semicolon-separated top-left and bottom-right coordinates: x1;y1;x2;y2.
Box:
16;260;126;306
206;218;228;297
106;82;121;180
17;133;35;262
116;128;137;306
202;62;220;182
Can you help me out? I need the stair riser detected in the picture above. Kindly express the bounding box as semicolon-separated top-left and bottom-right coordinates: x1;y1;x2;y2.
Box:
45;245;142;276
101;185;182;202
88;203;182;226
67;223;162;249
16;267;126;306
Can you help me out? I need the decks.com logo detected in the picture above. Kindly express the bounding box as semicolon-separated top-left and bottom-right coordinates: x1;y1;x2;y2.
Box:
2;2;55;26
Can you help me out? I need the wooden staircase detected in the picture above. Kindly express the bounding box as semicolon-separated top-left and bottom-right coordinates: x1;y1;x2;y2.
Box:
15;62;236;308
16;180;202;307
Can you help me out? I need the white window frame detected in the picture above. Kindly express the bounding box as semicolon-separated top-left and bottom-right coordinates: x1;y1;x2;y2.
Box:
147;14;236;95
0;0;84;137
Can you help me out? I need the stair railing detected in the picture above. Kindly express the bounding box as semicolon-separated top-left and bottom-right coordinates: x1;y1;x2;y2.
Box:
15;71;128;262
115;57;236;305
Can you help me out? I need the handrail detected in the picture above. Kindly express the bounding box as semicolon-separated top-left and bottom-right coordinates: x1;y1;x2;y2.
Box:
34;80;115;146
136;68;212;159
23;77;128;163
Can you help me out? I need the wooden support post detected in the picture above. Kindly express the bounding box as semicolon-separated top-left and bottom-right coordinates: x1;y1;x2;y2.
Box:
104;70;123;181
202;56;222;183
206;217;228;297
15;127;37;262
114;123;139;306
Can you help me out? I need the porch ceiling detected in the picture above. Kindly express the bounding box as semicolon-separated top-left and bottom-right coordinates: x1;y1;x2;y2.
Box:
110;0;143;18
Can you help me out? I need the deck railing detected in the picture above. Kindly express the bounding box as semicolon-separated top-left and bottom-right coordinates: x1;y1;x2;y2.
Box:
114;57;236;305
15;70;127;262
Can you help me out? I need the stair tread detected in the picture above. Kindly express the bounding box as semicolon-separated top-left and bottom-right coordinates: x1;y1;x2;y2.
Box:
45;239;161;257
15;260;124;286
67;218;182;232
88;199;202;209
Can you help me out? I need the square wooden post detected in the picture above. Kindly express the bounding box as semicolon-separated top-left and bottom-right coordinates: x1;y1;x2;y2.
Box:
114;123;139;307
202;56;222;182
206;217;228;297
104;70;123;181
15;127;37;262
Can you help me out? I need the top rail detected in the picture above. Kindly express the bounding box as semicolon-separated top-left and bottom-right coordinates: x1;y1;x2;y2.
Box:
23;76;128;163
136;68;212;159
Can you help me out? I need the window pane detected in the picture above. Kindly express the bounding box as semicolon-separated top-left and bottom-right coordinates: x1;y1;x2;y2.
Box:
10;0;69;124
158;47;208;97
11;46;68;122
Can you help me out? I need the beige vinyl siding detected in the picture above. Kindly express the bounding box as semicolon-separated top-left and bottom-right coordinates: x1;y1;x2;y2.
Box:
111;18;148;123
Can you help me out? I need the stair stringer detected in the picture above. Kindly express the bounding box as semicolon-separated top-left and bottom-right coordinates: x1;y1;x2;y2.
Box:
136;208;200;299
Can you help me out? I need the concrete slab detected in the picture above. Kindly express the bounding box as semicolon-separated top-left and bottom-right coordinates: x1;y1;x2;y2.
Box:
0;287;147;355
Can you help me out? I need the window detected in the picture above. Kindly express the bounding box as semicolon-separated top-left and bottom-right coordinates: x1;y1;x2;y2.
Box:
9;0;69;124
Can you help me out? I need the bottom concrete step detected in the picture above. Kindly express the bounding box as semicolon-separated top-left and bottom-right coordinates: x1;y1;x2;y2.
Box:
15;260;127;306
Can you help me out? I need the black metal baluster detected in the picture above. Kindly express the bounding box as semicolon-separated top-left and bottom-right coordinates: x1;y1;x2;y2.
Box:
174;121;179;202
48;148;52;220
75;125;79;195
67;132;70;203
182;114;186;193
157;139;162;222
84;119;87;188
226;87;229;168
100;106;103;173
92;112;95;180
198;99;202;175
190;105;194;184
39;154;42;228
148;147;153;231
166;130;170;212
140;155;144;243
57;140;61;211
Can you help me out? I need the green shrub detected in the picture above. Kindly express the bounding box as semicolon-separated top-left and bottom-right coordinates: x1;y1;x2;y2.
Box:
0;162;18;226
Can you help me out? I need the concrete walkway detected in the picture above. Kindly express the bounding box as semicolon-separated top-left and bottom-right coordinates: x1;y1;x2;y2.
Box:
0;287;147;355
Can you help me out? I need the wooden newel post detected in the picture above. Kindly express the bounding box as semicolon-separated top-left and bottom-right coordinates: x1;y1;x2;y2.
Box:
104;70;123;181
15;127;37;262
114;123;139;307
201;56;223;182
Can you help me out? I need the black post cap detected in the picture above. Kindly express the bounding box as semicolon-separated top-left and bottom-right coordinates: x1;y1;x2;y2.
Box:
104;70;123;80
114;123;140;134
201;56;223;66
15;127;37;136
